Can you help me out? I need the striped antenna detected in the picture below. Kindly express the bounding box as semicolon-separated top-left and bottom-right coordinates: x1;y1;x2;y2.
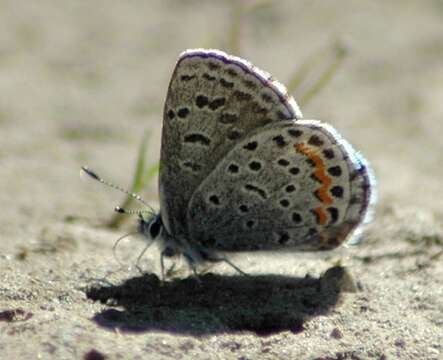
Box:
81;166;155;214
114;206;152;216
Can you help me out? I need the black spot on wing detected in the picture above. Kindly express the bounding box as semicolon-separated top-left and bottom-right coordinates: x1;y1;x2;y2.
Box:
228;129;242;140
209;195;220;205
202;73;216;81
330;186;344;198
243;141;258;151
323;148;335;159
243;79;257;90
248;161;262;171
327;207;339;224
177;107;190;118
239;204;248;213
308;135;324;146
279;199;290;208
289;167;300;175
278;232;290;245
209;97;226;111
184;133;211;146
244;184;267;200
273;135;287;147
220;78;234;88
278;159;290;167
228;163;239;174
207;61;220;70
167;109;175;120
245;220;256;229
292;212;302;224
288;129;302;138
328;166;342;177
285;184;296;193
180;74;196;81
226;68;238;77
195;95;209;108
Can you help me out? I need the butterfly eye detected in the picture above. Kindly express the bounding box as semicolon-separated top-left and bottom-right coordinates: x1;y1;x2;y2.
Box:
149;217;162;239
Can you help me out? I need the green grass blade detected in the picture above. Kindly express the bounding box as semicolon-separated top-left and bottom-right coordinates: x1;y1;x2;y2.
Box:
107;130;152;228
286;44;331;95
227;0;244;55
299;42;349;107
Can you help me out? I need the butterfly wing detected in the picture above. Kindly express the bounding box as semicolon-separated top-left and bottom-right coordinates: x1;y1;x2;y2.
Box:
159;49;302;236
186;120;375;251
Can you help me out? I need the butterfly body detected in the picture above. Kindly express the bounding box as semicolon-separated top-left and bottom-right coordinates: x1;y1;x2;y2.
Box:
140;49;375;270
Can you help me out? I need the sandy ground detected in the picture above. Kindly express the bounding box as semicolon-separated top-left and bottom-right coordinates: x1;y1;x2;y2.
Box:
1;1;442;359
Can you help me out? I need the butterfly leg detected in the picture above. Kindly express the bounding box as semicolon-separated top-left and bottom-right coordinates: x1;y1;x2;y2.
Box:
160;246;176;281
182;252;202;283
199;250;249;276
135;240;154;274
216;257;249;276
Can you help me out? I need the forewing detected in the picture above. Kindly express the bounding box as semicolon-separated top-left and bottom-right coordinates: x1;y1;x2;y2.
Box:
187;120;375;251
159;49;302;235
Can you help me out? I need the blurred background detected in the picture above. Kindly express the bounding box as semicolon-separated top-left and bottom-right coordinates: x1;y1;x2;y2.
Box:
1;1;442;358
1;0;442;249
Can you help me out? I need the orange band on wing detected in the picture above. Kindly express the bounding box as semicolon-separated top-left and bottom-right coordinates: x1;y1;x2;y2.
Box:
295;143;333;206
313;207;328;225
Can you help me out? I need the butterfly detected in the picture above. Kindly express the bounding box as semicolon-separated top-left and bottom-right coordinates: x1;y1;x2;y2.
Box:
83;49;375;277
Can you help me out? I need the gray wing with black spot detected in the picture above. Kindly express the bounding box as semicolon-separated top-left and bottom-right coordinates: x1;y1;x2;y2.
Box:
186;120;375;251
159;49;302;236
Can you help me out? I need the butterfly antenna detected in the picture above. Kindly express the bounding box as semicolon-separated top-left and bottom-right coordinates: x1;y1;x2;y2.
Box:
114;206;154;217
81;166;155;213
112;231;139;267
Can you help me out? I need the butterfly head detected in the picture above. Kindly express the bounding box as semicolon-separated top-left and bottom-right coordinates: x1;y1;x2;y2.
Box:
138;212;163;241
81;165;162;240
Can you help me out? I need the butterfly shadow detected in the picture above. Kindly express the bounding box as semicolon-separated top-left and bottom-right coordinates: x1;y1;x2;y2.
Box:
86;265;352;336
